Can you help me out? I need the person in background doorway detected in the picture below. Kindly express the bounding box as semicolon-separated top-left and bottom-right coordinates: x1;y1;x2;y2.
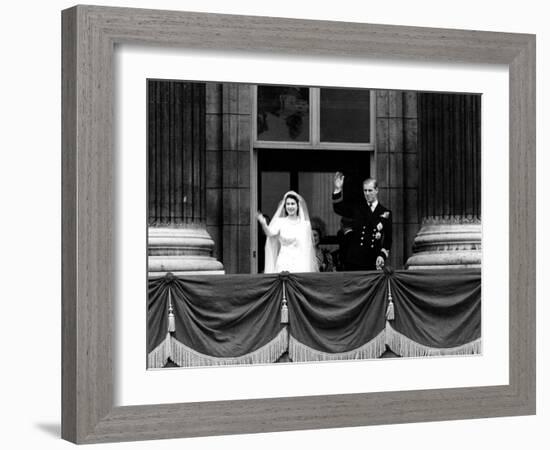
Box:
310;217;335;272
334;216;354;271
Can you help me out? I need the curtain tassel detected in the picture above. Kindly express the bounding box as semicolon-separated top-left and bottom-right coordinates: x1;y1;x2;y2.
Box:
281;300;289;324
167;289;176;333
280;279;289;324
386;279;395;321
386;300;394;321
168;307;176;333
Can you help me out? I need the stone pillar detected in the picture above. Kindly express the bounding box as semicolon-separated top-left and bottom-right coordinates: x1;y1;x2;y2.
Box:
406;93;481;269
147;80;224;276
376;91;420;269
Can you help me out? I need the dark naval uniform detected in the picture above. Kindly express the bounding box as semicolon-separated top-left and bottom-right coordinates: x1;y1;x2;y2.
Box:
332;191;392;270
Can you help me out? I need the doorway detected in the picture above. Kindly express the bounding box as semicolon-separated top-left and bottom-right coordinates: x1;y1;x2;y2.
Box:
256;148;371;273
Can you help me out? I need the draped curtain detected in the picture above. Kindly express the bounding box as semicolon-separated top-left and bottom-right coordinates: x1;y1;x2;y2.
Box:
148;269;481;368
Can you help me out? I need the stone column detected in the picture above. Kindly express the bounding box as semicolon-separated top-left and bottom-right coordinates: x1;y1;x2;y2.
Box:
406;93;481;269
376;91;419;269
147;80;224;276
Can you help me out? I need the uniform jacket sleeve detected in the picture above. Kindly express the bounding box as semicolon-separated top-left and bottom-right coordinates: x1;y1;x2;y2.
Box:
332;191;353;218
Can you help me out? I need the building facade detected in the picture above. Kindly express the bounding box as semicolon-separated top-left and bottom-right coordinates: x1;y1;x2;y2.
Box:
147;80;481;275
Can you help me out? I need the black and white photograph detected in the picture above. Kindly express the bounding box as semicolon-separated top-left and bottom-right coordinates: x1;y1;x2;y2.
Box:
147;81;482;368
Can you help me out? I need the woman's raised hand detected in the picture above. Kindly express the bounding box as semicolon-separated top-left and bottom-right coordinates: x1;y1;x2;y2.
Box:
334;172;345;192
256;211;266;225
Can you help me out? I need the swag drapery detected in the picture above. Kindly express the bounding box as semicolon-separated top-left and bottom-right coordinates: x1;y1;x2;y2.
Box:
147;269;481;368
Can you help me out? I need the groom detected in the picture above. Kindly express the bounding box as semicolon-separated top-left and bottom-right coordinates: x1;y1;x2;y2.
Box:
332;172;392;271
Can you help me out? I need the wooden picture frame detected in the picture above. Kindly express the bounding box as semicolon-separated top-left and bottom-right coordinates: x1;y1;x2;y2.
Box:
62;5;535;444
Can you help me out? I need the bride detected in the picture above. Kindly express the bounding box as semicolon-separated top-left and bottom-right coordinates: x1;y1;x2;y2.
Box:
257;191;318;274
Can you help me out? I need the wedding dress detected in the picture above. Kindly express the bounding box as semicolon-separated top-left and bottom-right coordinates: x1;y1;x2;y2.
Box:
263;191;318;274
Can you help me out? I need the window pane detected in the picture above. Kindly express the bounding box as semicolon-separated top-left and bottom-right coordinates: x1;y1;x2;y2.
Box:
320;88;371;143
257;86;310;142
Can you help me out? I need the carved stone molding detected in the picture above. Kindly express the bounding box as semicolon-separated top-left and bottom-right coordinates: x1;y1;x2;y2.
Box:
422;216;482;226
406;222;481;269
148;227;224;276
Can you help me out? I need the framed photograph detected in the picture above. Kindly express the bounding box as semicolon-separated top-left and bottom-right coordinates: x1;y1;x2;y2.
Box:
62;5;535;443
145;79;483;369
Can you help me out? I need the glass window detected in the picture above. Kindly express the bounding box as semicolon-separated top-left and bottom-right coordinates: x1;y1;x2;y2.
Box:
257;86;310;142
320;88;371;143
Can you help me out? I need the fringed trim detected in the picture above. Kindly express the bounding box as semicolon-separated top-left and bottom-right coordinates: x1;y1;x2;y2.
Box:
288;331;386;362
167;328;289;367
385;322;482;357
147;333;172;368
